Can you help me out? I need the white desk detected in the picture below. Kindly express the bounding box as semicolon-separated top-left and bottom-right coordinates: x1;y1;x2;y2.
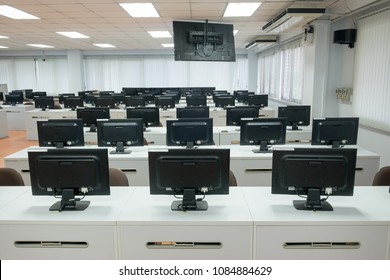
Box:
4;145;380;187
0;109;8;138
2;104;35;130
243;186;390;260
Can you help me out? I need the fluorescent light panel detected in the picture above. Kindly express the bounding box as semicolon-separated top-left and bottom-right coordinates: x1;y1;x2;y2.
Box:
162;43;174;48
57;32;89;39
148;31;171;38
27;44;54;48
0;46;9;49
223;3;262;17
0;35;9;39
119;3;159;17
0;5;39;19
94;43;116;48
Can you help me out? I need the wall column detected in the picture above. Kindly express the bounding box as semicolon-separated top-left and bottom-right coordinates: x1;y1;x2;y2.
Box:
67;50;84;93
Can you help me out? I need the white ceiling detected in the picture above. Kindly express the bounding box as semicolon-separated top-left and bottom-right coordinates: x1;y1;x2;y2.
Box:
0;0;380;51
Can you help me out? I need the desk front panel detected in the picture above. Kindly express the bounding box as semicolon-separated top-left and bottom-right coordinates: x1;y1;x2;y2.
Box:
0;110;8;138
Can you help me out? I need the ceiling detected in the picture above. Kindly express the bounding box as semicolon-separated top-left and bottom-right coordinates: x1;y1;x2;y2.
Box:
0;0;380;51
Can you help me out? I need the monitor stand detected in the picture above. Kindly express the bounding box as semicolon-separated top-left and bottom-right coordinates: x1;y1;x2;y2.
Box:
293;189;333;211
110;142;131;154
171;189;208;211
253;141;271;153
50;189;90;212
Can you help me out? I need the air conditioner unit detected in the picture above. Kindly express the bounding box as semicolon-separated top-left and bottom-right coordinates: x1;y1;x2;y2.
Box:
245;35;278;50
262;2;326;33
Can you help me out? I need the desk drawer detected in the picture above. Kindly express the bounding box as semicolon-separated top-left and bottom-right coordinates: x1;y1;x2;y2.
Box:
254;225;388;259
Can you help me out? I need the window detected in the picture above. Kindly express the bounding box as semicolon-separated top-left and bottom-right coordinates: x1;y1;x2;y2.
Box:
353;8;390;132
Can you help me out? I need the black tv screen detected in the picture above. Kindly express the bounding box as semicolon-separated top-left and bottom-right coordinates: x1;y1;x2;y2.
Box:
173;20;236;62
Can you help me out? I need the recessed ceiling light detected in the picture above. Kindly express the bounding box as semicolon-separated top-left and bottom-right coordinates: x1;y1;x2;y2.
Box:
234;30;239;36
162;43;174;48
0;35;9;39
27;44;54;49
223;3;262;17
119;3;159;17
0;45;9;49
0;5;39;19
94;43;116;48
148;31;171;38
56;32;89;39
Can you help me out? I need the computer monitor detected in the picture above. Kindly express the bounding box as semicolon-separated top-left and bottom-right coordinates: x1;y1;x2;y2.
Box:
97;118;144;154
125;96;146;107
28;148;110;212
24;89;34;99
164;92;181;104
247;94;268;108
166;118;214;148
10;90;24;99
34;96;54;110
148;148;230;211
140;93;155;104
94;96;116;108
271;147;357;211
311;117;359;148
186;95;207;106
59;93;75;104
4;94;23;105
84;94;96;105
226;106;260;126
278;105;311;130
112;94;126;105
240;118;286;153
126;107;160;129
155;96;175;110
32;91;47;98
63;96;84;110
214;95;235;108
176;106;210;118
76;107;110;132
37;119;85;148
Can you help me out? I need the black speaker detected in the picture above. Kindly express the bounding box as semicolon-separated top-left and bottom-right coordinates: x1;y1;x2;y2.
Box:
333;29;357;48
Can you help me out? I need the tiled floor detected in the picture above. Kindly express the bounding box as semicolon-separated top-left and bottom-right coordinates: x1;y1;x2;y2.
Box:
0;131;37;168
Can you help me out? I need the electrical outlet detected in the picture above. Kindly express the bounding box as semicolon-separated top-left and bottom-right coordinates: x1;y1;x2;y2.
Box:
336;88;353;103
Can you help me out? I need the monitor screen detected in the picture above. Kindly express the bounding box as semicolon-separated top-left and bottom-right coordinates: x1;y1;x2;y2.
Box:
126;107;160;128
28;148;110;212
125;96;146;107
34;96;54;110
226;106;260;126
24;89;34;99
63;96;84;110
148;148;230;211
166;118;214;148
278;105;311;130
37;119;85;148
311;117;359;148
32;91;47;98
155;96;175;110
4;94;23;105
186;95;207;106
140;93;155;104
247;94;268;108
173;20;235;62
10;91;24;99
112;94;126;105
94;96;116;108
214;95;235;108
240;118;286;153
76;107;110;132
59;93;75;104
176;106;210;118
271;148;357;211
97;118;144;154
164;93;181;104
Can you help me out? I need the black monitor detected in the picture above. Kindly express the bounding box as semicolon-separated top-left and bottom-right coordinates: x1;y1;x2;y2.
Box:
173;20;235;62
155;96;175;110
125;96;146;107
32;91;47;97
63;96;84;110
24;89;34;99
28;148;110;212
247;94;268;108
84;94;96;105
37;119;85;148
176;106;210;118
140;93;155;104
10;90;24;98
278;105;311;130
311;117;359;148
214;95;235;108
122;87;138;96
94;96;116;108
112;94;126;105
148;148;230;211
240;118;286;153
126;107;160;129
97;118;144;154
76;107;110;132
226;106;260;126
186;95;207;106
166;118;214;148
271;148;357;211
164;92;181;104
4;94;23;105
34;96;54;110
59;93;75;104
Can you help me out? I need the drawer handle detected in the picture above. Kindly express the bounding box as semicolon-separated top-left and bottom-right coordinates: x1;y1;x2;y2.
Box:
21;170;30;173
146;242;222;249
230;140;240;144
120;169;137;173
245;169;272;172
283;242;360;249
15;241;89;248
355;168;363;171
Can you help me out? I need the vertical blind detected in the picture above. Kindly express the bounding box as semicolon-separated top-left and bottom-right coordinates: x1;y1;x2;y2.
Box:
353;8;390;132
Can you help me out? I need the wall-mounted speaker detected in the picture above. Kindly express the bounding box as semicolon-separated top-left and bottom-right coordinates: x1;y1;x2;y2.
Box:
333;29;357;48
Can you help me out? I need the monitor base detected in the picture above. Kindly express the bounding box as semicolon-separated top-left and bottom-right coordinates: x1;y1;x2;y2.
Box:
50;200;90;212
293;200;333;211
171;200;208;211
